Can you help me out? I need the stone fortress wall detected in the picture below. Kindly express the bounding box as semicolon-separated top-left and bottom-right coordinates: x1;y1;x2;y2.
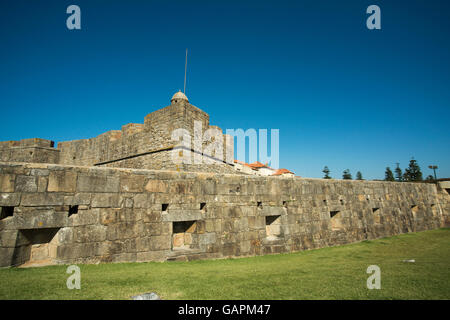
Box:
0;91;449;267
0;162;448;267
0;92;235;174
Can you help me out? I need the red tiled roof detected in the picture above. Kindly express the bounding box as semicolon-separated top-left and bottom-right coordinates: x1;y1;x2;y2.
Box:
235;160;295;176
272;168;294;176
248;161;268;169
234;160;256;169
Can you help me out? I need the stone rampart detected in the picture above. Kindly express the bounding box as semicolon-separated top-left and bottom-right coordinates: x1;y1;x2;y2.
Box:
56;100;234;173
0;162;448;267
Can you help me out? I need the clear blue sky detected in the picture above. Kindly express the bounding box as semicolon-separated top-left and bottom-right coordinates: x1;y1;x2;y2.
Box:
1;0;449;179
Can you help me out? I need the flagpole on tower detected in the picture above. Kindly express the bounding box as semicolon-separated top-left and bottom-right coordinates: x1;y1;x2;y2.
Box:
184;48;188;94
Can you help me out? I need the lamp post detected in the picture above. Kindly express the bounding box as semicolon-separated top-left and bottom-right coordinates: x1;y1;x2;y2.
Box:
428;165;438;180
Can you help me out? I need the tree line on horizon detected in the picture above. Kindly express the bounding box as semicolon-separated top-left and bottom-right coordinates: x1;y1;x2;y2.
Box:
322;158;433;182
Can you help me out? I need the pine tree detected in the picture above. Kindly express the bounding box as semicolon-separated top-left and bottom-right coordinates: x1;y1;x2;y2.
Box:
385;167;395;181
356;171;363;180
403;158;423;182
342;169;352;180
322;166;331;179
395;163;403;182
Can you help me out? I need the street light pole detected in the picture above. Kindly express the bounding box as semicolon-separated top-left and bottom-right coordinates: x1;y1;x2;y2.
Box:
428;165;438;180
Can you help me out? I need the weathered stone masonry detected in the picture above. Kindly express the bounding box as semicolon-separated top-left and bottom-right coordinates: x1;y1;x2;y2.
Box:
0;92;449;267
0;162;448;267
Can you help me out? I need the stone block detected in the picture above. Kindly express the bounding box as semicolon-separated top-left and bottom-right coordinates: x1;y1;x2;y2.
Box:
184;232;193;245
199;232;216;245
145;180;167;193
14;210;67;229
56;227;73;244
135;237;150;251
201;180;216;194
91;193;120;208
143;222;164;236
69;209;99;226
37;176;48;192
161;209;203;222
0;247;14;267
142;210;162;223
136;250;167;262
120;197;134;208
120;175;146;193
21;193;64;206
223;206;242;218
114;222;140;240
259;206;286;217
168;181;194;194
133;194;154;208
149;235;171;250
0;230;19;247
0;193;20;206
99;208;119;225
77;175;119;193
205;220;215;232
241;206;256;216
15;175;37;192
48;171;77;192
57;243;84;260
111;253;137;262
64;193;91;206
0;174;15;192
172;233;184;247
240;240;251;254
30;168;49;176
248;216;266;229
74;225;107;243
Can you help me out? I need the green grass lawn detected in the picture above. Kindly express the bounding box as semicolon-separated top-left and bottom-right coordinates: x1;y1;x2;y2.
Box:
1;228;449;300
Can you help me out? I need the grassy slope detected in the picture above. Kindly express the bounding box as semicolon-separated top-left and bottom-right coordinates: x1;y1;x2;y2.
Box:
0;228;449;300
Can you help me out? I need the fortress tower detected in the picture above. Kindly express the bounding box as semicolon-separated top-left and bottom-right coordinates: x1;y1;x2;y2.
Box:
0;92;236;174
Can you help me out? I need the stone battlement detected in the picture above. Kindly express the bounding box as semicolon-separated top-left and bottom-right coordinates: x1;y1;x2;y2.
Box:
0;138;55;149
0;139;59;164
